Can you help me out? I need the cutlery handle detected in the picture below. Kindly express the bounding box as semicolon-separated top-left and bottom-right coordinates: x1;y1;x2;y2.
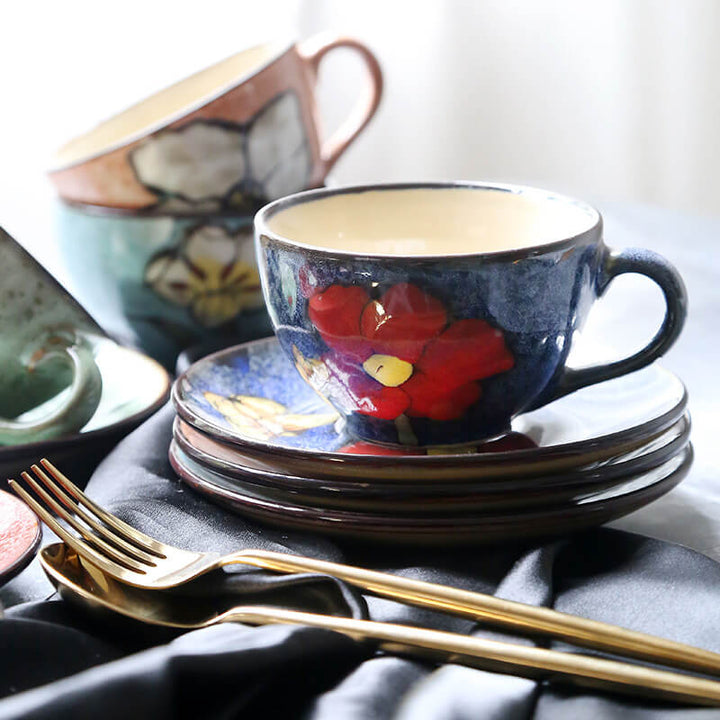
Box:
225;550;720;676
221;605;720;707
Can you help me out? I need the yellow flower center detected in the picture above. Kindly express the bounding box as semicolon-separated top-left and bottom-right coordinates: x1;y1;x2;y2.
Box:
362;354;413;387
186;257;261;326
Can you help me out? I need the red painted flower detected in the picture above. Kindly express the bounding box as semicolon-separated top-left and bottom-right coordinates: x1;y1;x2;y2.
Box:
308;283;515;421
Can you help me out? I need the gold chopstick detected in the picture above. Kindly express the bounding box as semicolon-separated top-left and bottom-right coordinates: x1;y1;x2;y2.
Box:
230;549;720;676
228;605;720;707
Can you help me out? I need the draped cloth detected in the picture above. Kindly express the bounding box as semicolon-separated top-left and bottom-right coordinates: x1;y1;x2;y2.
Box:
2;403;720;719
2;203;719;719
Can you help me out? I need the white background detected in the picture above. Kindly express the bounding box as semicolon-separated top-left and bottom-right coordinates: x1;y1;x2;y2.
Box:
1;0;718;275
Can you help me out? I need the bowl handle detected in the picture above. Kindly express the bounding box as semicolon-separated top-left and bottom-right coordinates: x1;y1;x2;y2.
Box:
528;247;687;410
0;330;102;445
298;34;383;175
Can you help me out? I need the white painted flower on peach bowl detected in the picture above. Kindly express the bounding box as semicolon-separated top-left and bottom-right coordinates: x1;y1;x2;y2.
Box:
129;93;311;215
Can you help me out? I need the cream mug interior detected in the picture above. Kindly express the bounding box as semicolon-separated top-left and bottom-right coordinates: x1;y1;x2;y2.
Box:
256;183;686;446
52;43;288;169
264;186;597;255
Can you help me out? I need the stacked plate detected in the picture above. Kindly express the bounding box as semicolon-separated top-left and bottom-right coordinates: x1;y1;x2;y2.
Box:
170;337;692;545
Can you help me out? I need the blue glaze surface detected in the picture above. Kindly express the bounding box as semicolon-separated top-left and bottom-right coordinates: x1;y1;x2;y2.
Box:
260;240;601;445
175;336;346;452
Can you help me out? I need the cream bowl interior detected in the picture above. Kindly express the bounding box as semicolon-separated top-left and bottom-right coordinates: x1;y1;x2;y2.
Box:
52;41;287;169
263;186;599;257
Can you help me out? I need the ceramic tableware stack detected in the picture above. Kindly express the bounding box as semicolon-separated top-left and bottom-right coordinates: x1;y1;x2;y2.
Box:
168;183;692;545
49;36;383;371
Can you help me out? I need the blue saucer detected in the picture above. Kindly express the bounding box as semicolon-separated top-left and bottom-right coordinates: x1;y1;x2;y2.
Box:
173;337;687;476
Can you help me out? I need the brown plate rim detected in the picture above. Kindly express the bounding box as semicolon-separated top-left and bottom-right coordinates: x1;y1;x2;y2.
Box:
169;441;692;533
173;413;691;494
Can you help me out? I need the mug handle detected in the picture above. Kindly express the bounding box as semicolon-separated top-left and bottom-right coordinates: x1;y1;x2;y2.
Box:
298;34;383;174
0;330;103;445
528;247;688;409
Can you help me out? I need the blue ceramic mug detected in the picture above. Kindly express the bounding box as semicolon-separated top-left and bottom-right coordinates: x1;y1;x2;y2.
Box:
255;182;687;447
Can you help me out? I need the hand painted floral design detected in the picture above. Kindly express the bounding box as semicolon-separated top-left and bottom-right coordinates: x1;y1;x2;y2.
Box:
203;391;338;442
144;224;264;327
130;92;311;212
303;282;515;422
132;122;246;203
246;92;311;201
280;261;299;315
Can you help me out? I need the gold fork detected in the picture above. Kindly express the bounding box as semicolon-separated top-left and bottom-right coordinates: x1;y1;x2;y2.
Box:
10;458;720;678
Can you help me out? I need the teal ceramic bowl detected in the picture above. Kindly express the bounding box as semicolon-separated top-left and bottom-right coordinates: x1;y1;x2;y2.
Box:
56;203;273;370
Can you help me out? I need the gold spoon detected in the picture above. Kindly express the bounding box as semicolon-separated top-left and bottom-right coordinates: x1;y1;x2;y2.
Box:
40;542;720;708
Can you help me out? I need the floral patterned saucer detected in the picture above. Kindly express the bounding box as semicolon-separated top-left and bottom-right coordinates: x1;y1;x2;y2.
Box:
0;489;41;585
168;441;693;545
172;337;688;480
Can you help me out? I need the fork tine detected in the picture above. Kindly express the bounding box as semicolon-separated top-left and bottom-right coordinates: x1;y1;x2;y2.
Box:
39;459;166;557
30;464;160;565
8;480;147;578
18;472;152;573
